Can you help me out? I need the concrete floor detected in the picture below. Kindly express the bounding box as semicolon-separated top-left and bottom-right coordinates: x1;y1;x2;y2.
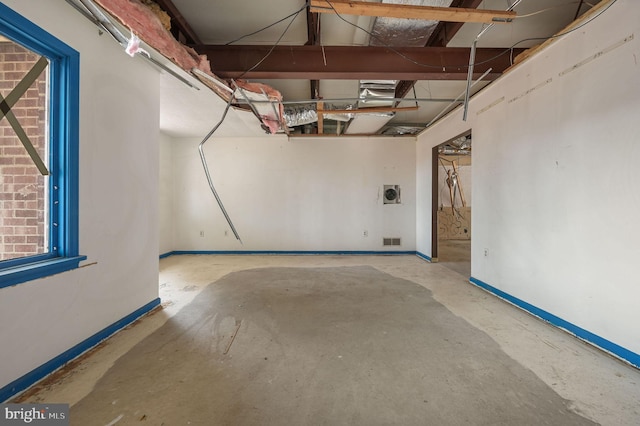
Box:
436;239;471;277
15;255;640;425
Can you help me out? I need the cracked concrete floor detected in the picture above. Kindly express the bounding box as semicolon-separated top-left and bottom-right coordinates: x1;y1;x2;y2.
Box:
14;255;640;425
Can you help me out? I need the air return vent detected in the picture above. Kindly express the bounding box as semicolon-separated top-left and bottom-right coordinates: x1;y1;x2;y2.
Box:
383;238;402;246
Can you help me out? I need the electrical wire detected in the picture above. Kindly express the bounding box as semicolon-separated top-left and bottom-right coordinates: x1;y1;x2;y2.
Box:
321;0;448;70
514;2;594;19
457;0;618;67
224;1;310;45
234;3;308;79
320;0;619;71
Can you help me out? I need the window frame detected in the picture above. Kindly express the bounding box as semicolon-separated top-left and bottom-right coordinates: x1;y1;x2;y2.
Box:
0;3;85;288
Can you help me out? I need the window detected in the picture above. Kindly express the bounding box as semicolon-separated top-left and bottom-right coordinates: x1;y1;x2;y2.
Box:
0;3;84;287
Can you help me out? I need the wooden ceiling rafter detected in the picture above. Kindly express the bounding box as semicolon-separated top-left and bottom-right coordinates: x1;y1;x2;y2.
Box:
396;0;485;100
309;0;515;24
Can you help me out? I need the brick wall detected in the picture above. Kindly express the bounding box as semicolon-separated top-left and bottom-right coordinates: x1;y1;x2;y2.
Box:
0;39;48;261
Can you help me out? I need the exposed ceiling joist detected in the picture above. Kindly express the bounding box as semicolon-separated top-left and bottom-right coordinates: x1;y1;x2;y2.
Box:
396;0;484;100
198;45;522;80
305;6;321;99
309;0;515;24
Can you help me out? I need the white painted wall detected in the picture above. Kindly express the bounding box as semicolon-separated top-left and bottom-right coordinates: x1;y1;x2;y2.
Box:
170;135;416;252
0;1;160;390
159;132;174;255
417;0;640;355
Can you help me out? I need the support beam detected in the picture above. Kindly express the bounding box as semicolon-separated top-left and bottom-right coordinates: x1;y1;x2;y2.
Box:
197;45;522;80
309;0;515;24
396;0;484;99
305;7;320;46
306;6;321;99
310;80;321;100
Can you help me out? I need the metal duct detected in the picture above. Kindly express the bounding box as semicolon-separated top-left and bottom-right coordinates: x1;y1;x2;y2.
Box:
346;1;456;134
439;135;471;155
283;104;355;128
440;147;470;155
345;79;397;134
369;0;454;47
380;125;424;136
358;87;396;107
284;104;318;127
449;135;471;150
323;104;355;122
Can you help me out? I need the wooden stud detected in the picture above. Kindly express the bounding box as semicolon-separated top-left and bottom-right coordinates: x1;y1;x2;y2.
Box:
310;0;516;24
317;101;324;134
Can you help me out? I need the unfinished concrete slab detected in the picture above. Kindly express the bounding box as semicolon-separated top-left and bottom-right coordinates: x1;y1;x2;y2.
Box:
70;265;595;425
14;256;640;425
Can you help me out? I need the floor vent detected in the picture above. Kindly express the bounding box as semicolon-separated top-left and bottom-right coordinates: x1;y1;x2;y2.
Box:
383;238;401;246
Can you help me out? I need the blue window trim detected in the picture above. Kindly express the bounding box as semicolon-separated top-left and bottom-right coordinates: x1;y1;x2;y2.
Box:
0;3;85;288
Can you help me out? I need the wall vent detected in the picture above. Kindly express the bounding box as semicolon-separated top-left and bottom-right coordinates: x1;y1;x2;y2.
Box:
383;238;401;246
383;185;401;204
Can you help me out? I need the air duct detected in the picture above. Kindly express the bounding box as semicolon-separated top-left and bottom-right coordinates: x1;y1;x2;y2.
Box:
369;0;454;47
345;80;397;134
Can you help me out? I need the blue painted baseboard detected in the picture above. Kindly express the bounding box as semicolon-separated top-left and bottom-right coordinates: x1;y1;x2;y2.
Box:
161;250;419;257
469;277;640;368
0;297;161;402
416;251;432;262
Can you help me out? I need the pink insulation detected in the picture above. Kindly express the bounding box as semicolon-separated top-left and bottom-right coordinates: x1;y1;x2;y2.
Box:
94;0;284;133
235;80;285;134
94;0;209;73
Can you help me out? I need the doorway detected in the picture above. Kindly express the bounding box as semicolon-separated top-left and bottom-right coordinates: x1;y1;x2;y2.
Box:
431;131;472;277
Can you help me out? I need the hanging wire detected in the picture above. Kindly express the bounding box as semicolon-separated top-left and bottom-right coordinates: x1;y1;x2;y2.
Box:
514;1;594;19
475;0;619;65
233;3;308;79
224;1;310;45
315;0;619;72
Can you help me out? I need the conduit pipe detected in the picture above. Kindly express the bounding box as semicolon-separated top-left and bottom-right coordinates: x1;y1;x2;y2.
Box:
426;68;492;128
244;97;457;106
198;95;242;243
462;0;524;120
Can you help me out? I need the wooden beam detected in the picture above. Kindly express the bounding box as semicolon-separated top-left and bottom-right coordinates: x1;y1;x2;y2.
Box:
317;101;324;134
309;0;515;24
196;45;523;80
396;0;484;100
318;106;419;115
